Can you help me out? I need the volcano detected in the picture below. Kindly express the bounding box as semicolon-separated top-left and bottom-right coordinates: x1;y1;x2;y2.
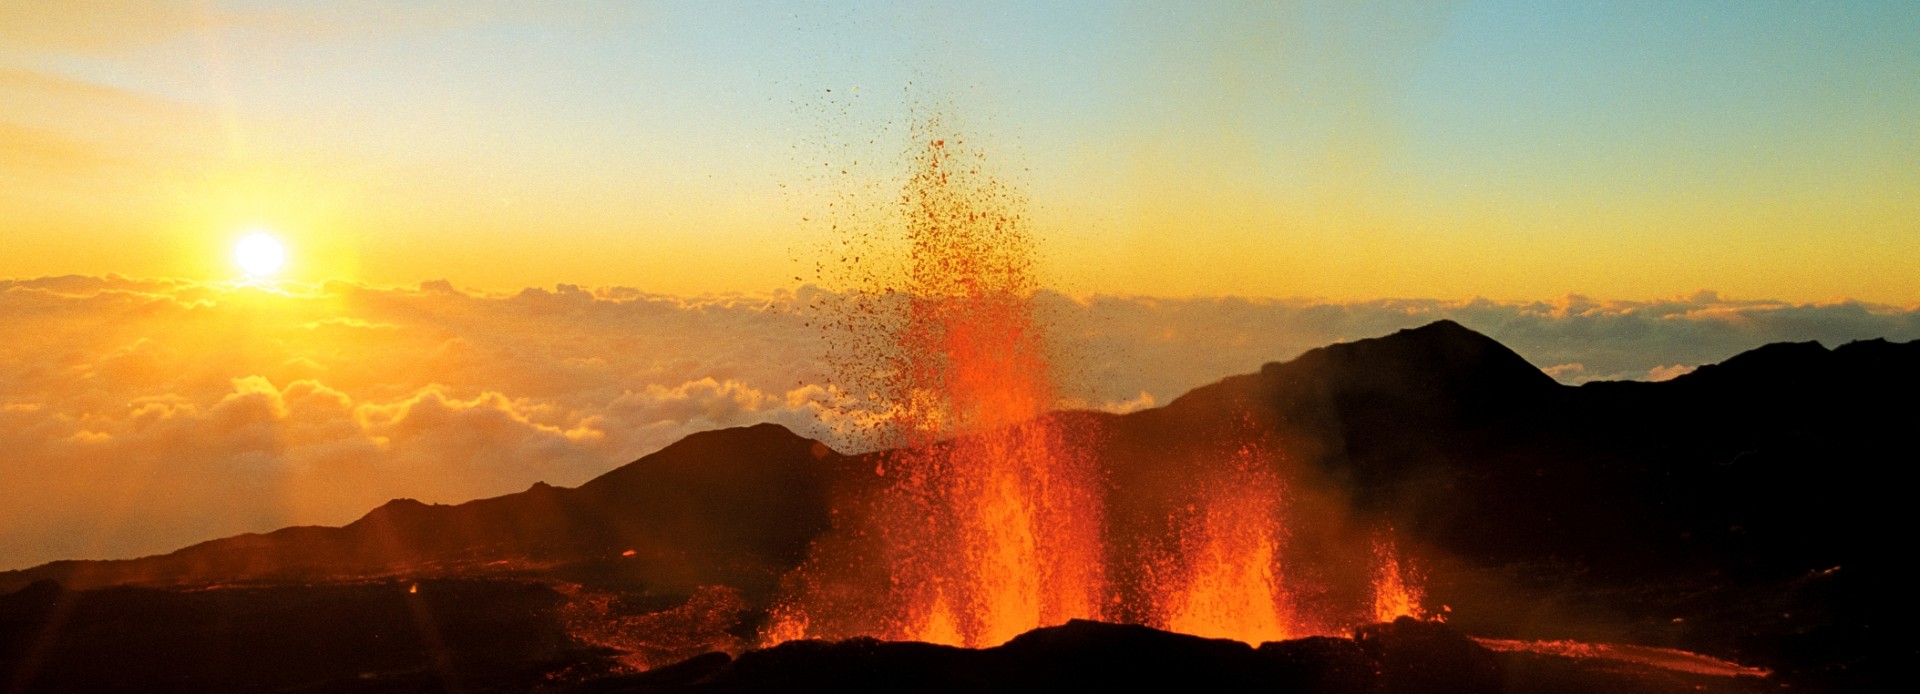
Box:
3;321;1913;691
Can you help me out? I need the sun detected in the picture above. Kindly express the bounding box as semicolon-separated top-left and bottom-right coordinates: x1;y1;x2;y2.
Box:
234;231;287;277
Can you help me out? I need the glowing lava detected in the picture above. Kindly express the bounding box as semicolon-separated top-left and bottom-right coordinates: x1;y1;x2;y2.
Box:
1151;435;1301;644
769;127;1105;648
1370;534;1426;623
874;134;1106;647
763;122;1435;652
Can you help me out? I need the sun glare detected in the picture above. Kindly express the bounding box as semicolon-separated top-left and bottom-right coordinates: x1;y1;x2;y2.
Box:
235;232;287;277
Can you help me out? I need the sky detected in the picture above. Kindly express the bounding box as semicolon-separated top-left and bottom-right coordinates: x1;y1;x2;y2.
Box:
4;2;1920;570
3;1;1916;301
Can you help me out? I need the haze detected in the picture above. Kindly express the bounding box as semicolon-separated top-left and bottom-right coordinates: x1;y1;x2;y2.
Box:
3;2;1918;570
4;1;1916;300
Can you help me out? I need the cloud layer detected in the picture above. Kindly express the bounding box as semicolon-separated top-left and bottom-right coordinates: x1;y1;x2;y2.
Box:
3;276;1916;569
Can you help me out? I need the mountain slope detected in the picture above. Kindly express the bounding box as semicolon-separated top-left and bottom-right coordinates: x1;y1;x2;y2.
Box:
8;320;1914;600
4;321;1916;688
0;423;850;597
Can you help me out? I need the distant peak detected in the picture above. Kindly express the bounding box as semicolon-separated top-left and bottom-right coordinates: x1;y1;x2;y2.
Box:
666;422;820;451
1704;340;1830;371
577;421;839;493
1413;318;1469;332
1162;320;1557;415
1276;319;1535;374
1391;319;1497;345
349;497;435;526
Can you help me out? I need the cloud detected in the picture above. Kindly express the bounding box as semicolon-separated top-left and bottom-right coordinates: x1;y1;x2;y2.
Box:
1541;363;1586;380
1646;364;1697;382
2;276;1917;569
1038;291;1920;393
0;277;851;568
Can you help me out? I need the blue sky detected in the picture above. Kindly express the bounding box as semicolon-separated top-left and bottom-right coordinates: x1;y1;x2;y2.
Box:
2;1;1916;300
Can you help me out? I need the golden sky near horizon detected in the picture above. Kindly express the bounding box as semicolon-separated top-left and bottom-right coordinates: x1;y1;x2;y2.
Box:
2;2;1916;303
4;274;1916;569
8;2;1920;573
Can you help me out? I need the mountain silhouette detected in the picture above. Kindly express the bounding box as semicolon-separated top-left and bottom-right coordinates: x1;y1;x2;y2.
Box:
3;320;1914;691
0;423;850;600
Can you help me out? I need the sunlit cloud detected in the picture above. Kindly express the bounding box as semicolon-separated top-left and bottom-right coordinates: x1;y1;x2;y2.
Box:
2;275;1917;570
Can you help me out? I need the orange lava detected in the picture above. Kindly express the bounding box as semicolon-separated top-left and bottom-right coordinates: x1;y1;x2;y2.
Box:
875;134;1106;647
1152;437;1302;644
765;122;1440;650
759;602;809;647
913;589;965;646
1473;638;1772;679
1370;534;1426;623
559;584;747;671
771;126;1105;648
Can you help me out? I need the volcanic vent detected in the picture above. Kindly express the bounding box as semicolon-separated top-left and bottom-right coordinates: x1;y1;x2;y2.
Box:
764;123;1427;647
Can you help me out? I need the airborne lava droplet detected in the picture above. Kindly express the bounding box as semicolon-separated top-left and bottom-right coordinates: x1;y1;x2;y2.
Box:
762;116;1430;651
765;119;1104;647
1370;533;1426;623
1152;433;1301;644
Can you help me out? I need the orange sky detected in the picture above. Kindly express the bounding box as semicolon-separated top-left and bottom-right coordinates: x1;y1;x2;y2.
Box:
4;3;1920;570
3;2;1917;303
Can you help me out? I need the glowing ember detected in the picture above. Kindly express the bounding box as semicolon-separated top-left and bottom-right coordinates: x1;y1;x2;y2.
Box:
1151;435;1301;644
770;124;1105;647
872;131;1106;647
1473;638;1773;679
1370;534;1426;623
759;603;809;647
913;589;965;646
765;120;1434;650
559;584;746;671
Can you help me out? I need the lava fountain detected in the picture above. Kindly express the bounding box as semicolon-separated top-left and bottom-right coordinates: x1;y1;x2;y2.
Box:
765;121;1427;650
1152;435;1302;643
879;135;1107;647
1370;533;1426;623
770;127;1105;647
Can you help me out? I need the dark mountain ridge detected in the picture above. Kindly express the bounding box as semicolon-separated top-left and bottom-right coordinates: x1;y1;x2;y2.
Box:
4;320;1915;690
0;423;850;599
13;319;1903;595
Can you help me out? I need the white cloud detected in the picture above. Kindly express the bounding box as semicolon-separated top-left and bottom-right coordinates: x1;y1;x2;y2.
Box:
2;276;1916;569
1646;364;1697;382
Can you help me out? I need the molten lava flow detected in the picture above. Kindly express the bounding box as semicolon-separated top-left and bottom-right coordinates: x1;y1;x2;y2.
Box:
759;603;809;647
1370;534;1426;623
771;127;1106;648
1472;638;1773;679
875;134;1106;647
914;589;964;645
558;584;747;672
766;124;1435;650
1153;438;1302;644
